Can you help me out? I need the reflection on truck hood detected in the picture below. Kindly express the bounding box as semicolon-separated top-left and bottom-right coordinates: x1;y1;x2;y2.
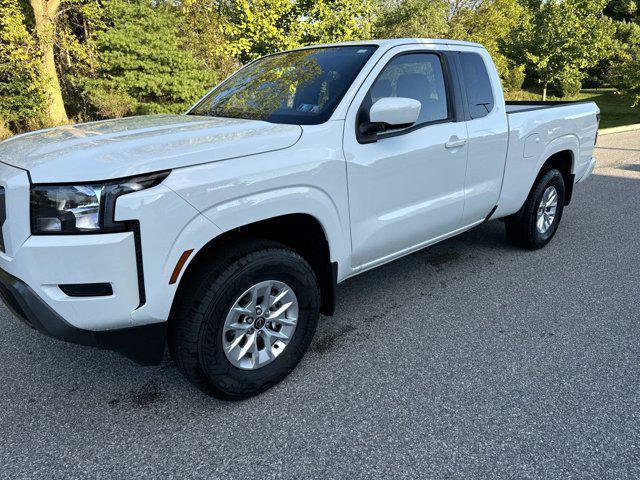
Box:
0;114;303;183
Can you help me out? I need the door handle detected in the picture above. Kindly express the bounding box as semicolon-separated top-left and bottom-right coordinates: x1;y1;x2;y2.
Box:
445;137;467;149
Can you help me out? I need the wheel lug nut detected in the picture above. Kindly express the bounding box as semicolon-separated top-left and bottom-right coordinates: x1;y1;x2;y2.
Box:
255;307;262;315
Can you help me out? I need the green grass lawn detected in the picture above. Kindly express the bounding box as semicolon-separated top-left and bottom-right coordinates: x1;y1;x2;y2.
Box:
505;88;640;129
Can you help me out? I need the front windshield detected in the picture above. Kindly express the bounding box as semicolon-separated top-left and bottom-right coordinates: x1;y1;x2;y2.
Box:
189;46;377;125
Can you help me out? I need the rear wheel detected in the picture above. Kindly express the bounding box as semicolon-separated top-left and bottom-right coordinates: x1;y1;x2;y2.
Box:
505;169;566;250
169;239;320;400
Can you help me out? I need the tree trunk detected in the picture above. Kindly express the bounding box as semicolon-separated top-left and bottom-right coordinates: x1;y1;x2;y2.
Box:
30;0;68;126
542;83;548;102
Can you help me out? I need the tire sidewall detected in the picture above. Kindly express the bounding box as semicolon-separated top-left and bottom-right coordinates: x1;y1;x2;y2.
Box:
529;170;565;248
198;252;319;397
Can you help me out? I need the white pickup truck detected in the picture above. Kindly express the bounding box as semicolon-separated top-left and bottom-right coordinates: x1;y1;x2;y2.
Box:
0;39;598;399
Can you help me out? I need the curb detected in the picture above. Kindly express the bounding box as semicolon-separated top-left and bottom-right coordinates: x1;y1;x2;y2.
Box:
598;124;640;136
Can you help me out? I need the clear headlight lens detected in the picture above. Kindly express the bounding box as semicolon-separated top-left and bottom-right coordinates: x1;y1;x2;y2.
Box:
31;184;103;233
30;171;170;234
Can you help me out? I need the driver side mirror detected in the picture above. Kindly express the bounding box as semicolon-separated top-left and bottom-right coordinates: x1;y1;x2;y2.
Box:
359;97;422;138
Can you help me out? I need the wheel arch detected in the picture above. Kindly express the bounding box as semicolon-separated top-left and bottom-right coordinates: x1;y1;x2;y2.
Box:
537;149;575;206
503;149;574;224
495;133;579;218
169;213;338;320
516;141;577;217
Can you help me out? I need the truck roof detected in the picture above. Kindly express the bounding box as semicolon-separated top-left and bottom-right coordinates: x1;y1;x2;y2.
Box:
292;38;485;50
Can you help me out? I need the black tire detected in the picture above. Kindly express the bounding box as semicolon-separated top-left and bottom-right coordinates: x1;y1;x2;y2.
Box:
168;239;320;400
504;169;566;250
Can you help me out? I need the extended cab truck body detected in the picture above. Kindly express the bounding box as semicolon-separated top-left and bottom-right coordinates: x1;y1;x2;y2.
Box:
0;39;598;398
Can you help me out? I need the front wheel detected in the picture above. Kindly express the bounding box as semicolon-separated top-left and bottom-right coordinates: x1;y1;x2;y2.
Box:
169;239;320;400
504;169;566;250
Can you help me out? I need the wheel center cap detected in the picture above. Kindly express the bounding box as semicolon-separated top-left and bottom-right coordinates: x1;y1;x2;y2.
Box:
254;317;265;329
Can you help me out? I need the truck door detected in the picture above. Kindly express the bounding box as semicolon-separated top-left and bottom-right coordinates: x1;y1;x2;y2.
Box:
343;47;468;269
453;49;509;225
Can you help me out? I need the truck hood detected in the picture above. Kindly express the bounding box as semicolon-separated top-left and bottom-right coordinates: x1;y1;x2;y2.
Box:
0;114;302;183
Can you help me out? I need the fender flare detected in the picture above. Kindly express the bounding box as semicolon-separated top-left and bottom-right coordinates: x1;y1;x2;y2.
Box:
534;134;578;176
200;185;350;270
496;134;579;218
141;186;348;323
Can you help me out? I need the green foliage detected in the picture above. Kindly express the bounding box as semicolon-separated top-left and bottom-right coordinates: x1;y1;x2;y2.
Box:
612;42;640;104
373;0;449;39
218;0;301;62
506;88;640;128
505;0;616;95
502;63;526;92
300;0;374;44
605;0;638;21
1;0;638;135
217;0;374;63
448;0;531;89
179;0;240;75
557;75;583;97
83;0;217;117
55;0;105;121
0;0;46;132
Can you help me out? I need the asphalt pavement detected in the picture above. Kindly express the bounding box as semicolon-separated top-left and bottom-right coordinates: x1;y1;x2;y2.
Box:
1;130;639;479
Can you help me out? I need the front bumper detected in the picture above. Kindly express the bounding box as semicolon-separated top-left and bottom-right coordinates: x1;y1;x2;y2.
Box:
0;162;219;365
0;161;171;365
0;267;165;365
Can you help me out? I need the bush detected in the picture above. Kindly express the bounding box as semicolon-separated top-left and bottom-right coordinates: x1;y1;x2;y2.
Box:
557;76;582;97
613;46;640;105
83;0;217;117
502;64;526;92
88;89;136;119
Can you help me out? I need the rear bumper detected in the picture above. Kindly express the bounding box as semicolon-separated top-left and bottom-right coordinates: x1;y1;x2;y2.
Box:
0;267;165;365
577;156;596;183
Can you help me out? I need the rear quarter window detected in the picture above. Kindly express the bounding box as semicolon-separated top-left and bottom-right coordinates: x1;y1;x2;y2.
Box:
459;52;494;119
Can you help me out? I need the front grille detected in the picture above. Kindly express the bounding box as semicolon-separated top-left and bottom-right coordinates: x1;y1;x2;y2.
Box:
0;186;5;252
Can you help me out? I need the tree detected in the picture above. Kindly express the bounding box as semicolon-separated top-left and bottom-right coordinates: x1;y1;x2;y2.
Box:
27;0;68;124
0;0;46;131
604;0;638;21
448;0;531;90
214;0;374;64
374;0;449;38
609;21;640;103
616;47;640;104
299;0;374;44
54;0;105;122
83;0;217;116
179;0;241;79
506;0;616;99
218;0;302;62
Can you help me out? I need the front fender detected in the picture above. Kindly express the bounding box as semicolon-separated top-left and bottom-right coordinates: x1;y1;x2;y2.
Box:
115;185;222;325
130;185;348;324
201;185;349;272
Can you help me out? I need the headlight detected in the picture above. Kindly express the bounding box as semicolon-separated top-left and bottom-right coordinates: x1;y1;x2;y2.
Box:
30;171;170;234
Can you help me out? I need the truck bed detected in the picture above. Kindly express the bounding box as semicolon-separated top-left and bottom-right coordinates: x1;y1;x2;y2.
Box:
494;99;599;219
506;100;593;114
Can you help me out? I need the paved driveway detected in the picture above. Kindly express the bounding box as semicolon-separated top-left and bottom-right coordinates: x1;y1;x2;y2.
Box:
1;131;639;479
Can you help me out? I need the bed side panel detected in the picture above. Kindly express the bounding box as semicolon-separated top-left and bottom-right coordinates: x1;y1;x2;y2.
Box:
495;103;598;217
